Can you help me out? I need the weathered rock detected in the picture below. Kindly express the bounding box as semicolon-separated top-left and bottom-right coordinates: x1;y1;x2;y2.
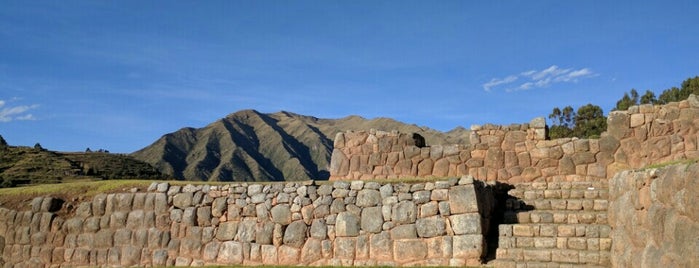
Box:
173;193;193;209
391;201;417;224
283;220;307;248
394;239;427;263
360;207;383;233
416;217;446;238
356;189;381;207
449;213;481;235
449;185;478;214
336;212;360;237
310;219;327;240
217;241;243;264
300;238;323;264
390;224;417;239
270;204;292;225
256;221;275;244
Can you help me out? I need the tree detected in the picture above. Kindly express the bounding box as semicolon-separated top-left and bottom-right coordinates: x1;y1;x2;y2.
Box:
640;90;657;104
548;106;575;139
658;76;699;104
573;104;607;138
613;89;639;111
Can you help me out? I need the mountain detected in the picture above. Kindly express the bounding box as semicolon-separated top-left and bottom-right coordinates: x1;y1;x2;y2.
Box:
131;110;470;182
0;136;166;187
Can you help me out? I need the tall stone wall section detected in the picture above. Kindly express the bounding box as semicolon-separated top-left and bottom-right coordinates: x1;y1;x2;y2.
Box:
329;94;699;183
0;178;494;267
608;162;699;268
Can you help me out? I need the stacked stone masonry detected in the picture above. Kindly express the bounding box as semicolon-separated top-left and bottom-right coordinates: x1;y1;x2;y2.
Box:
608;163;699;268
494;181;611;268
0;177;495;267
329;94;699;183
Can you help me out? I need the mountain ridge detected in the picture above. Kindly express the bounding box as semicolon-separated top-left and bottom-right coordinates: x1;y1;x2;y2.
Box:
131;109;471;182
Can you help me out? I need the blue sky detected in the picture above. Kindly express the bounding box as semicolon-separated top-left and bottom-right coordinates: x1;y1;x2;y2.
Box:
1;1;698;153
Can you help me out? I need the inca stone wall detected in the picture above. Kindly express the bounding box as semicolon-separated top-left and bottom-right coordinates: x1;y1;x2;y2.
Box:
0;177;494;267
608;162;699;268
329;94;699;183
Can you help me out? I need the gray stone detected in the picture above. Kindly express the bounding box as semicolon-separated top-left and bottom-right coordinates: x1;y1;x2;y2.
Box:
182;207;197;226
317;184;333;195
114;193;134;211
530;117;546;128
394;239;427;263
152;249;168;266
202;241;221;261
356;189;381;207
333;181;350;189
270;204;292;225
391;224;417;239
360;207;383;233
449;185;478;214
330;198;346;214
251;193;266;204
452;234;483;259
379;183;393;198
334;237;356;259
365;182;381;189
173;192;193;209
310;219;327;240
156;182;170;192
283;220;308;248
439;201;451;215
256;221;275;244
300;238;323;264
196;206;212;226
336;211;360;237
217;241;243;264
237;220;256;242
369;231;393;261
350;180;364;190
420;201;439;217
450;213;482;235
413;190;431;204
212;197;227;217
416;217;446;238
392;201;417;224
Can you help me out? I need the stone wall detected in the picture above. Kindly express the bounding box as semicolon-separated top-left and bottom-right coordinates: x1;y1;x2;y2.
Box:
608;162;699;268
0;177;494;267
329;95;699;183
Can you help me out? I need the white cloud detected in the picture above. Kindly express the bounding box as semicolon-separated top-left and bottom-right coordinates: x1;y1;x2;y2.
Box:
483;65;597;92
482;75;518;92
0;100;39;122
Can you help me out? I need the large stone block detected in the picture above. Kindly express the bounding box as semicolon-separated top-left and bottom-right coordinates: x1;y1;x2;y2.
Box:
449;185;478;214
415;217;446;238
361;207;383;233
394;239;427;263
282;220;307;248
334;237;356;259
278;245;300;265
300;238;322;264
392;201;417;224
336;212;360;237
356;189;381;207
450;213;481;235
217;241;243;264
216;221;238;241
452;234;483;259
390;224;417;239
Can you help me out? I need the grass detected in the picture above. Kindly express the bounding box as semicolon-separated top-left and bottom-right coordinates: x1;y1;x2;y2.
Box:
642;158;699;170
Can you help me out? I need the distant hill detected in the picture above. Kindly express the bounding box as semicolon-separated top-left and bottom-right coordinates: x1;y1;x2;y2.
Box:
132;110;470;182
0;136;166;187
